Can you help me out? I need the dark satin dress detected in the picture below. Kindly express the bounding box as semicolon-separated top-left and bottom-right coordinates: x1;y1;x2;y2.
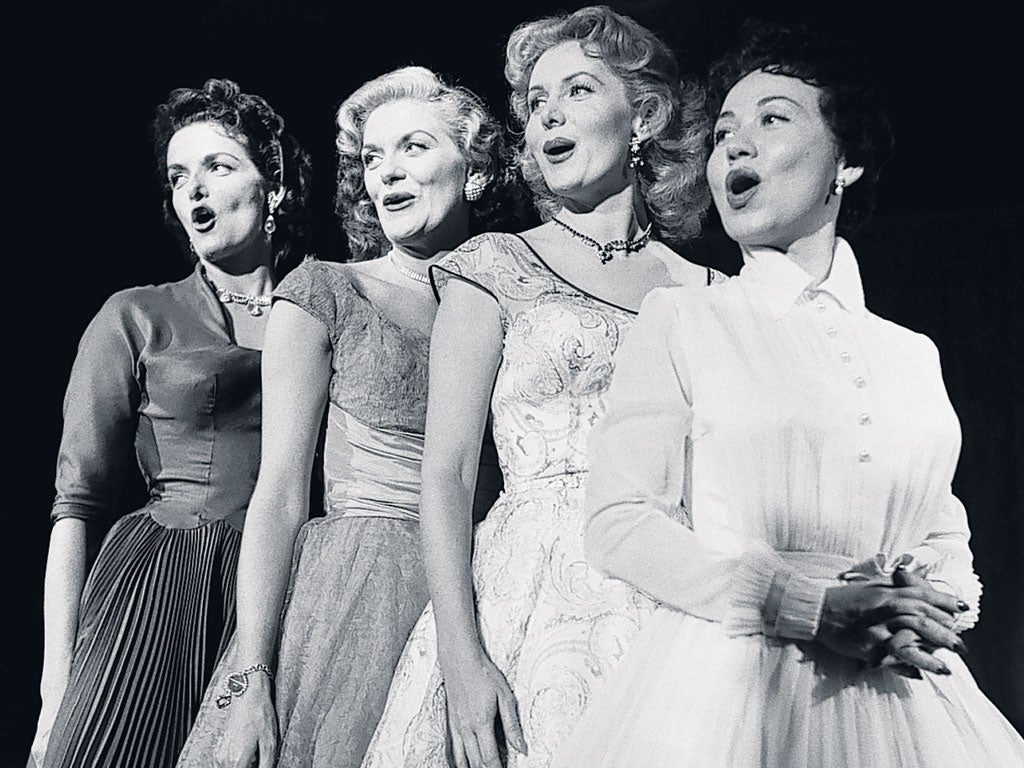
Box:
42;263;262;768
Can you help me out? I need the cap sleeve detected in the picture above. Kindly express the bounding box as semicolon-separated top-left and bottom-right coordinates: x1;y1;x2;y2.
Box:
429;234;508;306
52;292;143;527
273;257;357;348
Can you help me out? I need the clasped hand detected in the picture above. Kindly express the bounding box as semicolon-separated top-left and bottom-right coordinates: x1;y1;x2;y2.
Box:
818;565;968;676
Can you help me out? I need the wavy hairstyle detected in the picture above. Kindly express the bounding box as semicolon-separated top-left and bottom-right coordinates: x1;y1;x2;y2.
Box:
504;4;710;244
336;66;518;260
708;20;894;234
152;78;314;271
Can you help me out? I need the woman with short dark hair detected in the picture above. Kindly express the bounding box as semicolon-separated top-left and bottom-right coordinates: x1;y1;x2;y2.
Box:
555;21;1024;767
30;78;313;768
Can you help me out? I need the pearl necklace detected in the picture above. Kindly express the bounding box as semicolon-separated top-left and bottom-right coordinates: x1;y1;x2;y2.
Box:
390;253;432;285
216;288;272;316
551;217;653;264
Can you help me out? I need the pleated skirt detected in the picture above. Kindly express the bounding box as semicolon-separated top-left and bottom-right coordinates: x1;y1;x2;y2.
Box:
177;514;428;768
43;510;240;768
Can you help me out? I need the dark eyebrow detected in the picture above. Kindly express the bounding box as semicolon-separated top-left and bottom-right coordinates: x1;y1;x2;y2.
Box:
715;110;735;122
757;95;806;110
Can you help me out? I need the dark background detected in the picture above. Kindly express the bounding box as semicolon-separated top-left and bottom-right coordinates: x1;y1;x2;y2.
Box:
6;0;1021;763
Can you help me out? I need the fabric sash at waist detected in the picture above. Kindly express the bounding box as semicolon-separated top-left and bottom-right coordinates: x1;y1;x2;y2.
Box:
323;404;423;522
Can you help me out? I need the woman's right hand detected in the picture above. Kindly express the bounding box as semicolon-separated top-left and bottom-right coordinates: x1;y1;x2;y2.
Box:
214;674;278;768
817;568;967;673
29;670;69;767
440;646;527;768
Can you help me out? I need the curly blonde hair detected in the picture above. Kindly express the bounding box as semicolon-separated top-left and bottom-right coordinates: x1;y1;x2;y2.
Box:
504;5;710;244
335;66;512;260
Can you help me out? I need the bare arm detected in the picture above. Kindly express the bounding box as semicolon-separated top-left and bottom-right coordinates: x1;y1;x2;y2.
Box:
33;294;141;763
39;519;103;694
233;301;331;665
421;278;502;662
420;278;527;768
216;301;331;768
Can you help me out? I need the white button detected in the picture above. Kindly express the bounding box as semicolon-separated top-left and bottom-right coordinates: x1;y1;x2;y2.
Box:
827;326;838;337
840;352;852;363
859;413;871;425
817;303;827;312
854;376;867;388
859;450;872;462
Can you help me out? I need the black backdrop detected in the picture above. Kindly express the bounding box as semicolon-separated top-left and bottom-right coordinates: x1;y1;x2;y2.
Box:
6;0;1021;763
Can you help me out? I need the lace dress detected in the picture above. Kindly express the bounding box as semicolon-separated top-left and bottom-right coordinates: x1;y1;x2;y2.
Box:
362;233;724;768
179;259;476;768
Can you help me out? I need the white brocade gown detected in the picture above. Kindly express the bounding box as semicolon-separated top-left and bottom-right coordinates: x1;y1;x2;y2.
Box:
553;239;1024;768
361;233;724;768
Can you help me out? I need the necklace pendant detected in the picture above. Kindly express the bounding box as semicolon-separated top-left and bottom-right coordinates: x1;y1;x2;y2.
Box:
247;301;263;316
599;247;613;265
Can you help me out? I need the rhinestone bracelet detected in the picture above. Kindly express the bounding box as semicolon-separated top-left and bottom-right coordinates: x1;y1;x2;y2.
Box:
215;663;274;709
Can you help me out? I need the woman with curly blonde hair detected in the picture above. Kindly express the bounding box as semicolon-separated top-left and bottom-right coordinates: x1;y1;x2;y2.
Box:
363;7;722;768
177;66;509;768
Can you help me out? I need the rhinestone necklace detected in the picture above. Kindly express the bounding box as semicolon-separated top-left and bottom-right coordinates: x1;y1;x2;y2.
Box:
215;288;271;316
551;217;653;264
390;252;432;285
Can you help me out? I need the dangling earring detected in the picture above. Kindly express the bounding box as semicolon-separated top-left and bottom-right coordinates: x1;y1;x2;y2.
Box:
464;178;486;202
833;177;846;196
265;188;285;235
628;134;644;169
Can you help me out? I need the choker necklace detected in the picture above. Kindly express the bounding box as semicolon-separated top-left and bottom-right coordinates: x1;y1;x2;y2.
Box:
215;287;271;316
390;253;432;285
551;217;653;264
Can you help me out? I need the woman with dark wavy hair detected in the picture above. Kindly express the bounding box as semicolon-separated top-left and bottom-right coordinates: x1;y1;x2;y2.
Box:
363;7;719;768
29;78;313;768
177;66;509;768
555;21;1024;767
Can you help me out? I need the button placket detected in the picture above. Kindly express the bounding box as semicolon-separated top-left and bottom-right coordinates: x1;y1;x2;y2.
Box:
813;292;872;464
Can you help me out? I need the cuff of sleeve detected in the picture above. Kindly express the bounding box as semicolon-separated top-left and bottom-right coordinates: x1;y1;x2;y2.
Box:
725;551;827;641
725;550;783;637
772;573;827;641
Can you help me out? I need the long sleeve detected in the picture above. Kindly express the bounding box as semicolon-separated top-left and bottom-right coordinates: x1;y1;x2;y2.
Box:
583;288;826;640
902;493;983;630
51;294;142;527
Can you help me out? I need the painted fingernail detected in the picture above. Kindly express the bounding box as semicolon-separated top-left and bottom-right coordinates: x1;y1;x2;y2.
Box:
956;600;969;612
937;664;951;675
956;640;969;655
897;553;913;566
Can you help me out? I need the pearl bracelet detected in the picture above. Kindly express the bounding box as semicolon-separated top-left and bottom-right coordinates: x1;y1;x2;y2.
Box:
215;663;274;709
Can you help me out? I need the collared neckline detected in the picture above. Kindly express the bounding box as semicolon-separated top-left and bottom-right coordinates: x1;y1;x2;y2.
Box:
738;237;867;319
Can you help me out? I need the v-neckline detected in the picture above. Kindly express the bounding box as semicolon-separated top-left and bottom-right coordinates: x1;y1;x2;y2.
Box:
324;262;431;343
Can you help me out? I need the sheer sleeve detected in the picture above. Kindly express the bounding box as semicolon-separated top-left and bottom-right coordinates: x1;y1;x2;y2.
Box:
895;339;983;631
51;293;143;527
899;494;983;632
584;288;827;640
